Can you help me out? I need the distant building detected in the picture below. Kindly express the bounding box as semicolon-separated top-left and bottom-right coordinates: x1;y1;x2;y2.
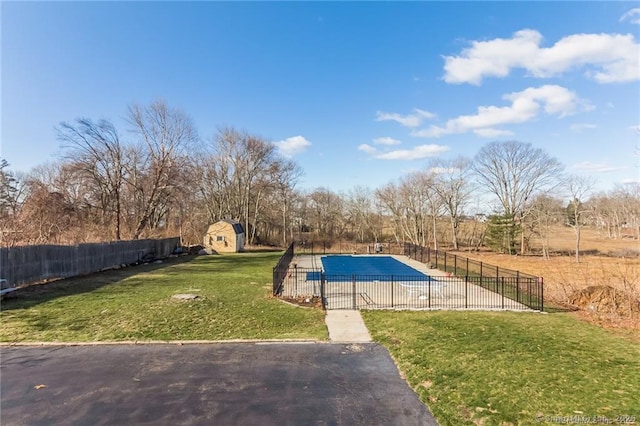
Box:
203;220;245;253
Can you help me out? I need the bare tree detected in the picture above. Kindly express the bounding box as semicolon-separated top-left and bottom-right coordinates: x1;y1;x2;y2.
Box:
418;172;443;251
308;188;344;239
526;194;564;259
272;159;303;246
589;192;619;239
18;164;83;244
376;181;408;243
566;175;596;262
375;172;442;248
344;186;382;243
472;141;564;254
613;183;640;241
377;177;428;246
57;118;126;240
127;100;198;239
204;127;280;244
428;156;473;250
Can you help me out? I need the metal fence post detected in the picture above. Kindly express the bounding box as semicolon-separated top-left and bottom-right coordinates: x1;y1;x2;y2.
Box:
501;277;505;309
540;277;544;312
391;275;394;308
465;275;468;309
321;273;326;310
516;271;520;303
272;267;276;295
428;276;431;309
352;274;357;310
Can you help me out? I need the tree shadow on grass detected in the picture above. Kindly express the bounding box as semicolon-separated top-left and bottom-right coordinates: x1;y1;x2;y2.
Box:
0;255;197;312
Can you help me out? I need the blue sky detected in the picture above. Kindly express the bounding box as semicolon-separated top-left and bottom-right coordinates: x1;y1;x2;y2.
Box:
2;1;639;192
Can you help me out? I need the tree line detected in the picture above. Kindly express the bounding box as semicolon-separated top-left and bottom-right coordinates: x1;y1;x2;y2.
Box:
1;100;638;261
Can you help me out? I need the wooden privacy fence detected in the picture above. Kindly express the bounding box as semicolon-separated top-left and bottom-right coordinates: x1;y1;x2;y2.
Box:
0;237;180;288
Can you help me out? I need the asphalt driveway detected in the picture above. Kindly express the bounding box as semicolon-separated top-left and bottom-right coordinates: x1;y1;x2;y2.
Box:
1;343;437;425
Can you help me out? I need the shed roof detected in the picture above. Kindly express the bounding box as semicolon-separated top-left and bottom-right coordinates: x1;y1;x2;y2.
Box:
221;219;244;234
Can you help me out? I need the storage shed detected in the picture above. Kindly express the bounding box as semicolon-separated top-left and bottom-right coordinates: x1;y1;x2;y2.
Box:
203;220;245;253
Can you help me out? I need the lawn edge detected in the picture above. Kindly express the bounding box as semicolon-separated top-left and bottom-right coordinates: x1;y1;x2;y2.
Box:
0;339;330;347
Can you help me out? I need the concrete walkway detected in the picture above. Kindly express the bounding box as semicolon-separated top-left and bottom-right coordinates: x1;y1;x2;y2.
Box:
325;310;373;342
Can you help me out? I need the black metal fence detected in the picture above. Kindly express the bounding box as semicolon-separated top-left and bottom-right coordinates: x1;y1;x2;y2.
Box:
272;242;294;295
403;242;539;280
277;267;543;311
295;240;404;256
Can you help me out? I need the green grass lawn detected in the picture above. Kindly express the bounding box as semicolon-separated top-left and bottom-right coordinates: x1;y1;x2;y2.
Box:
362;310;640;426
0;252;327;342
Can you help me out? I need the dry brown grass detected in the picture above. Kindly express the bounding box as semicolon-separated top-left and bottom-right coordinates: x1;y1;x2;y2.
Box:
452;226;640;329
536;225;638;255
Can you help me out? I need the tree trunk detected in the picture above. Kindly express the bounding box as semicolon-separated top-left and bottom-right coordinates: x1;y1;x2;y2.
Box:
115;188;121;240
575;226;581;263
282;198;287;247
432;215;438;251
450;218;458;250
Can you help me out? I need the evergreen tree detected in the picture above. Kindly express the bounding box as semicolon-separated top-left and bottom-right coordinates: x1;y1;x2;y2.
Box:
484;213;521;254
0;158;18;217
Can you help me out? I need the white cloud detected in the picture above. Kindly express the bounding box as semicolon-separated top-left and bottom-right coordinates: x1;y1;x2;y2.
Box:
357;143;378;154
572;161;626;173
274;136;311;157
359;143;449;160
620;8;640;24
375;108;436;128
376;145;449;160
630;125;640;134
570;123;597;132
443;29;640;84
373;137;402;146
412;85;588;138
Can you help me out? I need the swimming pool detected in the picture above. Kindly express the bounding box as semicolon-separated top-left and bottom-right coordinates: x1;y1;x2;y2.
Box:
307;255;432;282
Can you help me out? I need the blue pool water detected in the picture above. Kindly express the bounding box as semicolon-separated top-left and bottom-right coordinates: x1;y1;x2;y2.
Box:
306;255;431;282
